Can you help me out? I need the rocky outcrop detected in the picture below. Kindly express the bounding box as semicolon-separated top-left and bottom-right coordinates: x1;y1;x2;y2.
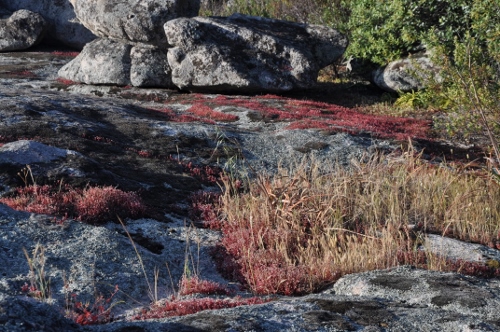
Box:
372;52;440;93
60;12;347;91
0;0;96;49
0;10;46;52
165;14;348;93
58;38;173;87
59;0;200;88
69;0;201;46
2;47;499;332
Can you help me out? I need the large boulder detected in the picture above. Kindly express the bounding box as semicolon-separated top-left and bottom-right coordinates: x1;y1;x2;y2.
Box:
0;0;96;50
372;52;441;93
69;0;201;46
58;38;175;88
164;14;348;93
0;10;47;52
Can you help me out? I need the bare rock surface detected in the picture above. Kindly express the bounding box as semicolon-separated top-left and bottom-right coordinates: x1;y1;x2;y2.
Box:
0;0;96;49
70;0;200;45
58;38;174;88
372;52;440;93
165;14;348;93
423;234;500;265
0;140;76;165
0;47;498;331
0;10;47;52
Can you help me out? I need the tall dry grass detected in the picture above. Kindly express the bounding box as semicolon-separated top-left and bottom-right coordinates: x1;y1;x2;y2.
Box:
216;149;500;295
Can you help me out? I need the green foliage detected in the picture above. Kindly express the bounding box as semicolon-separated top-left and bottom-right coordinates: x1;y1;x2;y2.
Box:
425;1;500;150
345;0;472;65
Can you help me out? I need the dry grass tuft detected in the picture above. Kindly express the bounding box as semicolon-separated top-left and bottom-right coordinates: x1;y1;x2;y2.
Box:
214;148;500;295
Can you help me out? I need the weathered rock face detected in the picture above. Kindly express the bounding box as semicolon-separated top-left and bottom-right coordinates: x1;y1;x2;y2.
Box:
0;10;47;52
69;0;201;45
58;38;175;88
372;52;440;93
165;14;348;93
59;0;199;87
0;0;96;49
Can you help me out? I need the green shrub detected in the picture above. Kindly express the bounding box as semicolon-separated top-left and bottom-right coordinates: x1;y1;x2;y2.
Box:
425;1;500;153
345;0;472;65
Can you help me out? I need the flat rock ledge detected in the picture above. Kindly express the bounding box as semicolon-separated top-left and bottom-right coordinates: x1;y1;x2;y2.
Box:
2;265;500;332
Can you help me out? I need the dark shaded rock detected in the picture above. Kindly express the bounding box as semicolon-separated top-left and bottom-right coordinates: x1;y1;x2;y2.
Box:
0;296;81;332
302;310;356;331
427;275;493;308
310;299;394;327
0;0;96;49
70;0;201;45
369;275;416;291
164;14;348;93
0;10;46;52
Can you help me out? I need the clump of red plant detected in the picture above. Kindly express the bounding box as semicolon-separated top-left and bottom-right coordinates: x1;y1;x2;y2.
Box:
188;190;222;228
178;275;231;296
211;95;431;140
11;70;37;79
175;160;222;184
65;286;121;325
52;51;80;57
56;77;77;85
185;103;239;122
133;296;268;320
76;186;145;224
0;184;145;224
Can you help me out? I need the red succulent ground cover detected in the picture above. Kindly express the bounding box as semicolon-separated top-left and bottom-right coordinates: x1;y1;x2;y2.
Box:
133;296;268;320
179;275;232;296
169;94;431;140
185;103;239;122
65;286;120;325
0;184;145;224
51;51;80;57
56;77;77;85
10;70;38;79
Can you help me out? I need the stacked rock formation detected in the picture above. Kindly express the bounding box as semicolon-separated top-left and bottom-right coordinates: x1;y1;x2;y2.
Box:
59;1;348;92
59;0;201;88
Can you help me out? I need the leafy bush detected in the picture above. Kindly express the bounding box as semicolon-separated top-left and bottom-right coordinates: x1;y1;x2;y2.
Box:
424;1;500;154
345;0;472;65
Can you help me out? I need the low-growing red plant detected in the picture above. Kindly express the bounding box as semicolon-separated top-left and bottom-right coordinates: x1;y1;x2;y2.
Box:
182;162;222;184
178;275;231;296
56;77;77;85
188;190;222;228
66;286;120;325
186;103;239;122
52;51;80;57
11;70;37;78
133;296;268;320
208;95;432;140
0;184;145;224
76;186;145;224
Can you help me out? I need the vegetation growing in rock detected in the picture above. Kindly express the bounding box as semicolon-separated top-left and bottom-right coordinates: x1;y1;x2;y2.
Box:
204;150;500;295
0;182;145;224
